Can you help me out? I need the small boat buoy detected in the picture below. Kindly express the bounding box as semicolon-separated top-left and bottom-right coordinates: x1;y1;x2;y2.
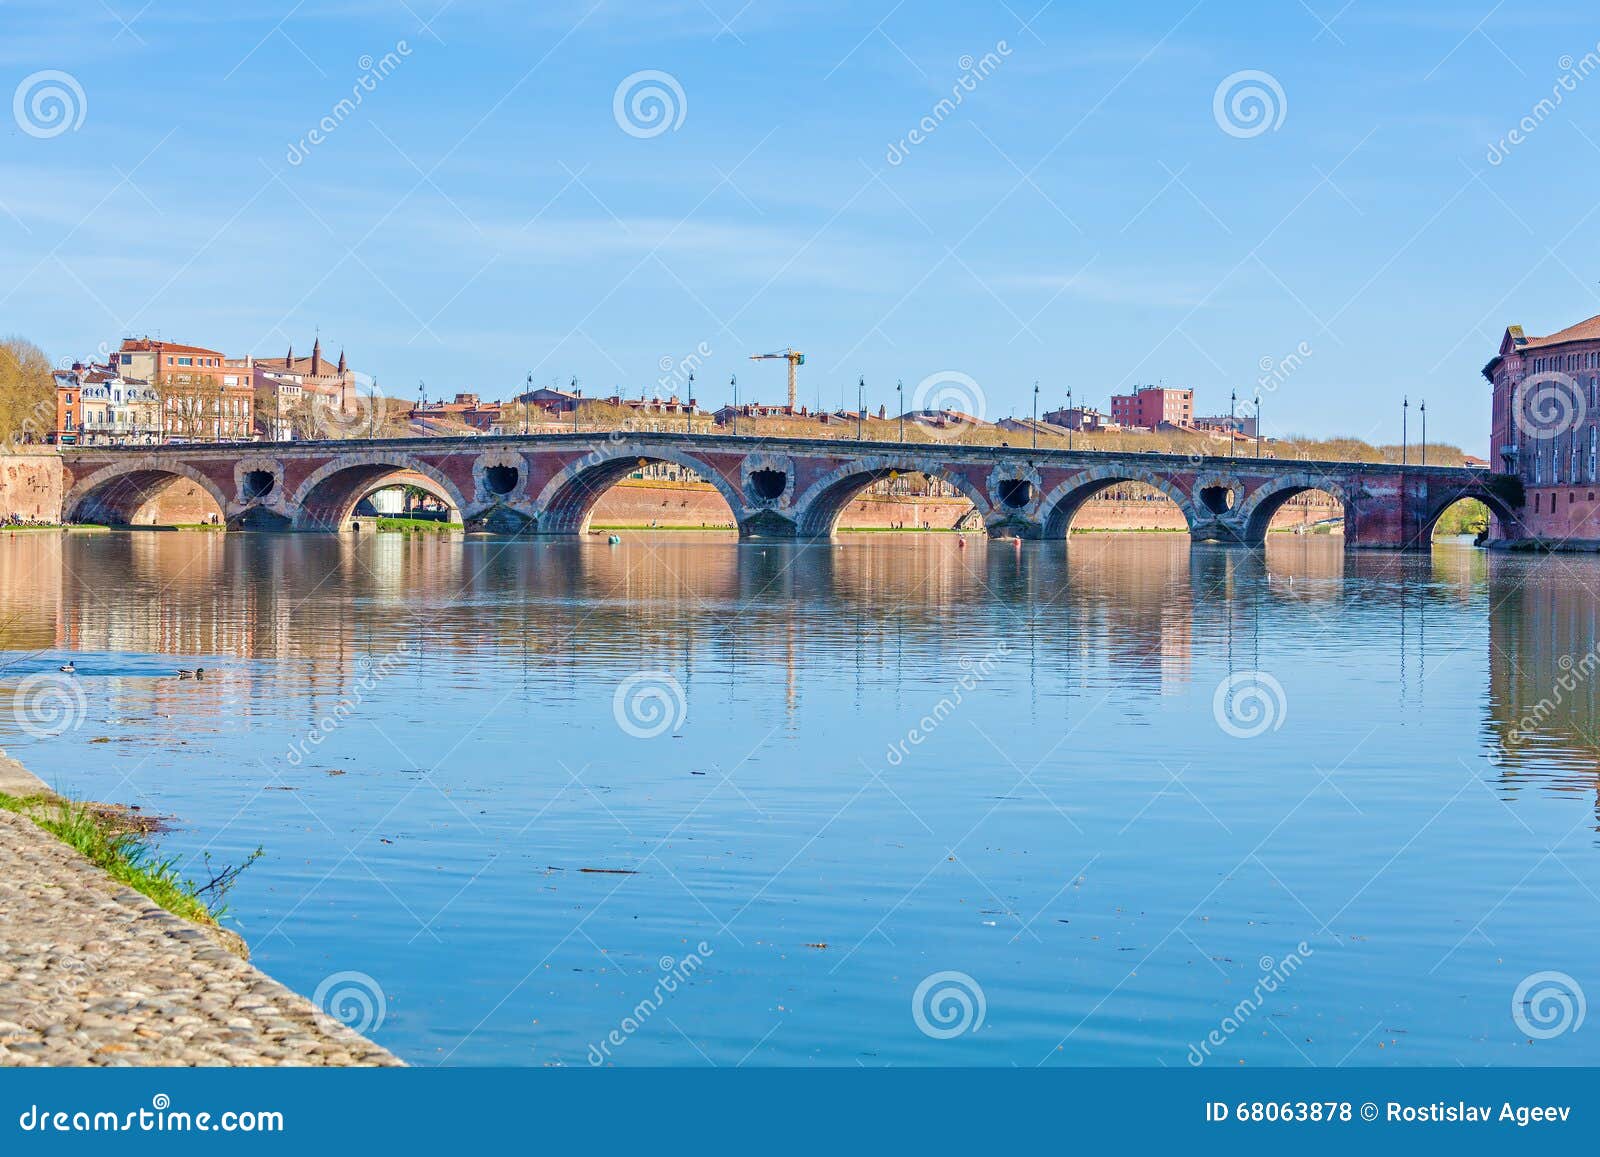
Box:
957;538;967;549
607;534;621;545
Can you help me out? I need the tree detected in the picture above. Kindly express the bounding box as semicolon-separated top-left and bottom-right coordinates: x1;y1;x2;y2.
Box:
0;337;55;449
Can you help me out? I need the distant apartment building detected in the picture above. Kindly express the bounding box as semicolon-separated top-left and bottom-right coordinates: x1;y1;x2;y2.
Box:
51;362;161;445
1110;386;1193;430
252;337;356;439
116;337;254;441
1042;406;1117;433
411;392;503;432
1484;311;1600;541
1194;413;1257;438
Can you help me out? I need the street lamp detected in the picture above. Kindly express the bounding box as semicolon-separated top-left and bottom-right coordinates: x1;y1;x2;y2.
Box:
857;375;865;440
1032;380;1039;449
687;371;695;434
1229;389;1237;460
571;376;580;433
1254;393;1262;458
1066;385;1073;451
523;372;531;434
897;379;904;443
1420;399;1427;467
731;373;739;436
1402;396;1409;466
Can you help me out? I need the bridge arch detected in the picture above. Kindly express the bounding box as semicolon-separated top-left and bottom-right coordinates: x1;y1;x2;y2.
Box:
290;455;469;531
65;459;231;526
791;456;992;538
1039;467;1197;539
532;447;745;535
1233;474;1356;545
1422;487;1520;542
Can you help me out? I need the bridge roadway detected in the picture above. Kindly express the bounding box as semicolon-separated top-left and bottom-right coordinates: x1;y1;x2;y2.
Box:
57;431;1518;549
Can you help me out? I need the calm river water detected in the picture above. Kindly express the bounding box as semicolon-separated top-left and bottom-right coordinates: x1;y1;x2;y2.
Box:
2;531;1598;1066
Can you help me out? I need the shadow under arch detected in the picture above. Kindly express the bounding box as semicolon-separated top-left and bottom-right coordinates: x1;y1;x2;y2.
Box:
532;448;744;535
1422;488;1520;543
791;457;991;538
1038;467;1197;540
65;460;230;526
290;456;468;531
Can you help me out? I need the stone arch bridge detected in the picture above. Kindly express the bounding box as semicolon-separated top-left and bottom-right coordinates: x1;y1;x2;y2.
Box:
58;433;1519;549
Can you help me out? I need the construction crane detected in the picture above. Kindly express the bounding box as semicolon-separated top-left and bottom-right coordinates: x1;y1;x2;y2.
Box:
748;348;805;410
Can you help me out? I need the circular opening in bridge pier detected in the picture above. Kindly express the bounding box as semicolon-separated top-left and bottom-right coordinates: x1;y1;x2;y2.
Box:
1199;484;1234;514
998;479;1035;509
483;465;519;496
748;468;787;502
241;470;276;501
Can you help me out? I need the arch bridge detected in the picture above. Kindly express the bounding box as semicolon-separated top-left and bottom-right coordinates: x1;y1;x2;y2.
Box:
58;433;1519;550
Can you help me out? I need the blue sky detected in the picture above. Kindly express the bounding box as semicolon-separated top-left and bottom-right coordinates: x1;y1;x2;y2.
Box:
3;1;1599;450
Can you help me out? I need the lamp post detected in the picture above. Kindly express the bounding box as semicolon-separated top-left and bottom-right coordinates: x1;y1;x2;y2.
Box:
731;373;738;436
1402;396;1408;466
523;372;531;434
857;375;864;440
1254;393;1263;458
897;379;904;443
687;371;695;434
1420;399;1427;467
1032;380;1040;449
571;376;580;433
1229;389;1237;461
1066;385;1073;451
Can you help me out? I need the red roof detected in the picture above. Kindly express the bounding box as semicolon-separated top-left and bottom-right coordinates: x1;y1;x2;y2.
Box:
119;337;227;358
1523;313;1600;349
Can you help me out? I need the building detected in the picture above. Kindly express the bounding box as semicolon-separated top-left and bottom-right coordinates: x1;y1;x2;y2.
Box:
1194;413;1257;438
51;363;161;446
516;386;584;413
1110;386;1193;431
115;337;255;441
1043;406;1117;432
1484;313;1600;541
410;392;503;432
251;337;357;439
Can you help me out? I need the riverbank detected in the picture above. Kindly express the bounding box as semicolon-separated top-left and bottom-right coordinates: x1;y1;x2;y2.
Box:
0;754;399;1067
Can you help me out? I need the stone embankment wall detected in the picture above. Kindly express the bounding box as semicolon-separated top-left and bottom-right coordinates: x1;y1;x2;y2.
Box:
0;453;65;522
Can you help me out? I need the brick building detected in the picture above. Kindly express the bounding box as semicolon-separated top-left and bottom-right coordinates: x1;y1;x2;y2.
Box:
1110;386;1193;430
51;362;161;445
116;338;254;441
1485;312;1600;541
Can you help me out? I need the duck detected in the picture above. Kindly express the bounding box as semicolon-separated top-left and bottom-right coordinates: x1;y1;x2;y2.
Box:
58;662;75;674
177;667;206;681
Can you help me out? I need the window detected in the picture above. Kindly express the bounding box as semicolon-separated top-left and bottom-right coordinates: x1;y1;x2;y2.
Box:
178;357;192;366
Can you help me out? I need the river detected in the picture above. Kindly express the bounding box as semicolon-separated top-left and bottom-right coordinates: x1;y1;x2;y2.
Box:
1;530;1596;1066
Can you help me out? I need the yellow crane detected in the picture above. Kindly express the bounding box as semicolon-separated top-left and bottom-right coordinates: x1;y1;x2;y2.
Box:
748;348;805;410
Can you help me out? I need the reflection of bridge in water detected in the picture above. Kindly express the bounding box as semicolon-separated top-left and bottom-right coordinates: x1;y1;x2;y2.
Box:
60;433;1514;548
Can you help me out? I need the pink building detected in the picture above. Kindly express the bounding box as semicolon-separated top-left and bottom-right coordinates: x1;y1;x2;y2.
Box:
1109;386;1193;430
1484;312;1600;542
